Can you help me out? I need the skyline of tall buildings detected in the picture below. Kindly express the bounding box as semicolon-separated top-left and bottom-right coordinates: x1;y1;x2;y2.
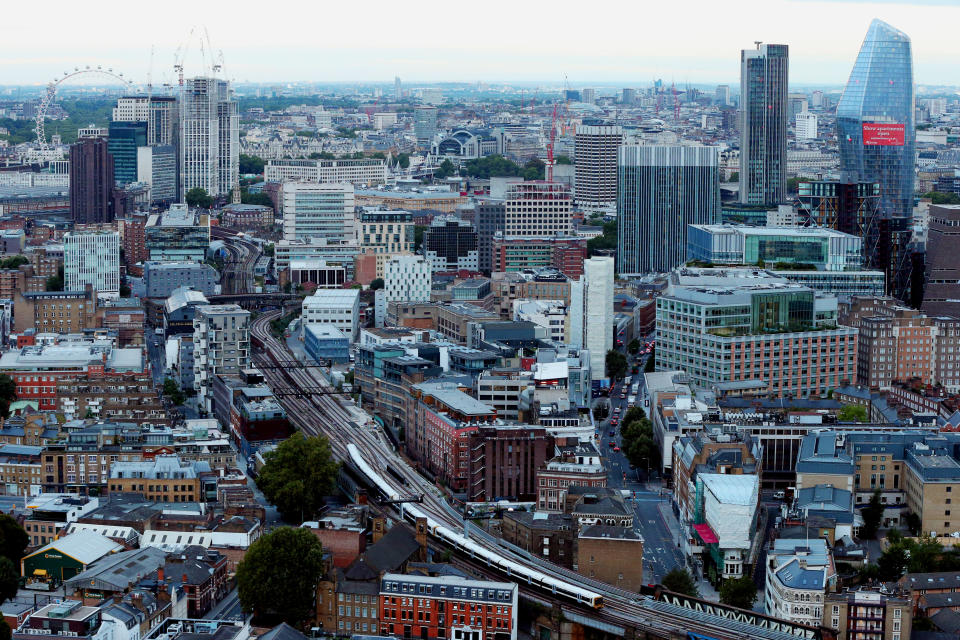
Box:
739;42;789;206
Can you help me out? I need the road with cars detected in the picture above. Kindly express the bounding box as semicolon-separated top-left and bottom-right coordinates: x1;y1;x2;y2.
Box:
594;338;687;583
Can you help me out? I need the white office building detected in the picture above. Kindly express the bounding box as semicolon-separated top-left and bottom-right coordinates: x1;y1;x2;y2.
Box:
569;257;614;377
301;289;361;343
795;112;818;140
765;537;836;626
179;77;238;198
375;255;432;326
574;125;623;213
64;231;120;295
265;158;388;186
113;95;177;146
282;182;355;243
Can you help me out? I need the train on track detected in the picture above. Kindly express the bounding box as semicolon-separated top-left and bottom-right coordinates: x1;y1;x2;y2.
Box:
346;443;605;610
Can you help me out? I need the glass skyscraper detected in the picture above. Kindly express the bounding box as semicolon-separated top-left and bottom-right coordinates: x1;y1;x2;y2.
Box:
740;43;789;206
617;145;721;275
837;19;915;220
107;121;147;187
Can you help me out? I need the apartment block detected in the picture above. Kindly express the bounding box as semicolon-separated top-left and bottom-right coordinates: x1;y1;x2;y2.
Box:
192;305;251;411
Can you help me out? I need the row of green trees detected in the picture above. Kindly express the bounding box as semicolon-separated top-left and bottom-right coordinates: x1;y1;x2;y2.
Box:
619;407;660;473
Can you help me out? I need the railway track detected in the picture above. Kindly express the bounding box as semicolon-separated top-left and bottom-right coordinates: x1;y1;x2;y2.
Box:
247;311;814;640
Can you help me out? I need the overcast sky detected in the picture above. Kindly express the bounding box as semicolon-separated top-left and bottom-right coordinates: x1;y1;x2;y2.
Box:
2;0;958;88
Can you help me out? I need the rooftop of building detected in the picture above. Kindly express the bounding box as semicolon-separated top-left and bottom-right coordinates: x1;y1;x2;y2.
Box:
579;524;643;541
304;324;347;341
689;224;860;240
0;343;143;372
411;381;495;417
303;288;360;307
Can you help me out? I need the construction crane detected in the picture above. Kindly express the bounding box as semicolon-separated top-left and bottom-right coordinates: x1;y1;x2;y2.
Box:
547;103;558;182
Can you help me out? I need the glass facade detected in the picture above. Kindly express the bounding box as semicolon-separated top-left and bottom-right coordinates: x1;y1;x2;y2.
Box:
836;20;915;220
107;121;147;187
740;44;789;206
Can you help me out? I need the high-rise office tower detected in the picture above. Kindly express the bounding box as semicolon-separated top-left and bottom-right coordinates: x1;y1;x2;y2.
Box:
837;20;914;221
394;76;402;100
621;88;636;105
414;107;438;147
574;125;623;213
282;182;356;242
179;77;238;199
581;88;596;105
107;121;147;187
64;231;120;294
112;95;178;146
739;43;789;205
570;256;614;377
69;137;115;224
617;146;721;275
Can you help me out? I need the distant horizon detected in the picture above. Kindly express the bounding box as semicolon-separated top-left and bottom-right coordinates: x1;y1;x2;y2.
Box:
2;0;959;87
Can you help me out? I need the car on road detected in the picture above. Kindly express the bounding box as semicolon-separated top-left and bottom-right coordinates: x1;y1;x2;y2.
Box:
610;417;618;426
609;430;615;436
613;446;621;452
773;490;786;499
608;441;616;447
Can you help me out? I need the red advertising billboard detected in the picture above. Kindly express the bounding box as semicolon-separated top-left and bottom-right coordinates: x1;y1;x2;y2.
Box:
862;122;905;146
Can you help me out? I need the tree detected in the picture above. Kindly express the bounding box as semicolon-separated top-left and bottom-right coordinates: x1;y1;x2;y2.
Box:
395;153;410;169
555;155;573;165
264;243;275;257
119;282;131;298
162;377;185;406
0;255;27;270
0;375;15;420
644;347;656;373
662;568;698;597
0;514;28;563
239;154;266;175
0;557;17;605
45;264;64;292
924;191;960;205
257;432;339;522
240;191;275;207
860;489;884;540
237;527;326;626
719;576;757;609
606;350;628;381
728;171;739;183
435;159;457;180
414;225;426;251
877;542;909;581
370;278;385;291
838;404;868;422
787;177;802;192
628;339;641;355
185;187;213;209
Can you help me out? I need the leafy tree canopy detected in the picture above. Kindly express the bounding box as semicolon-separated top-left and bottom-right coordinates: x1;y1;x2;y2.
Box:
257;432;339;522
606;350;628;381
719;576;757;610
239;154;265;175
237;527;326;626
185;187;213;209
662;568;699;597
924;191;960;205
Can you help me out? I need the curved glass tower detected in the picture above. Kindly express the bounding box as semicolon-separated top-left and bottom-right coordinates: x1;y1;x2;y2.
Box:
837;19;915;220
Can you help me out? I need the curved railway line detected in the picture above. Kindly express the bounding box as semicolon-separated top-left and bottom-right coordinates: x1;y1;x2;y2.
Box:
248;310;815;640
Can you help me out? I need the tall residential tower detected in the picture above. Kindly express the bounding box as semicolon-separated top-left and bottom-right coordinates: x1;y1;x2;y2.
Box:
740;43;789;205
179;77;239;199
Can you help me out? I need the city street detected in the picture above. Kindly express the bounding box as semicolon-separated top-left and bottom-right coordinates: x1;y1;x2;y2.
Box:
596;344;688;584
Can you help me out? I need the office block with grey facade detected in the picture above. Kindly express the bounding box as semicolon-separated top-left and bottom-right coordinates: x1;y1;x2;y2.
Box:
144;261;219;298
617;146;720;275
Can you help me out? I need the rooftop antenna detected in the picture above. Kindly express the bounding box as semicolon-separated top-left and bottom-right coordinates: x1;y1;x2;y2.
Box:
755;41;763;50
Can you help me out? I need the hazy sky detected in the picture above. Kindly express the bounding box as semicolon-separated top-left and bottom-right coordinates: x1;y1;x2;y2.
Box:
3;0;959;87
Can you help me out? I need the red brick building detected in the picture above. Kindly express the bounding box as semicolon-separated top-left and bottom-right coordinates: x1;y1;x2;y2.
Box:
406;381;496;492
0;342;148;411
468;426;554;502
120;213;149;274
379;573;517;640
536;440;607;512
